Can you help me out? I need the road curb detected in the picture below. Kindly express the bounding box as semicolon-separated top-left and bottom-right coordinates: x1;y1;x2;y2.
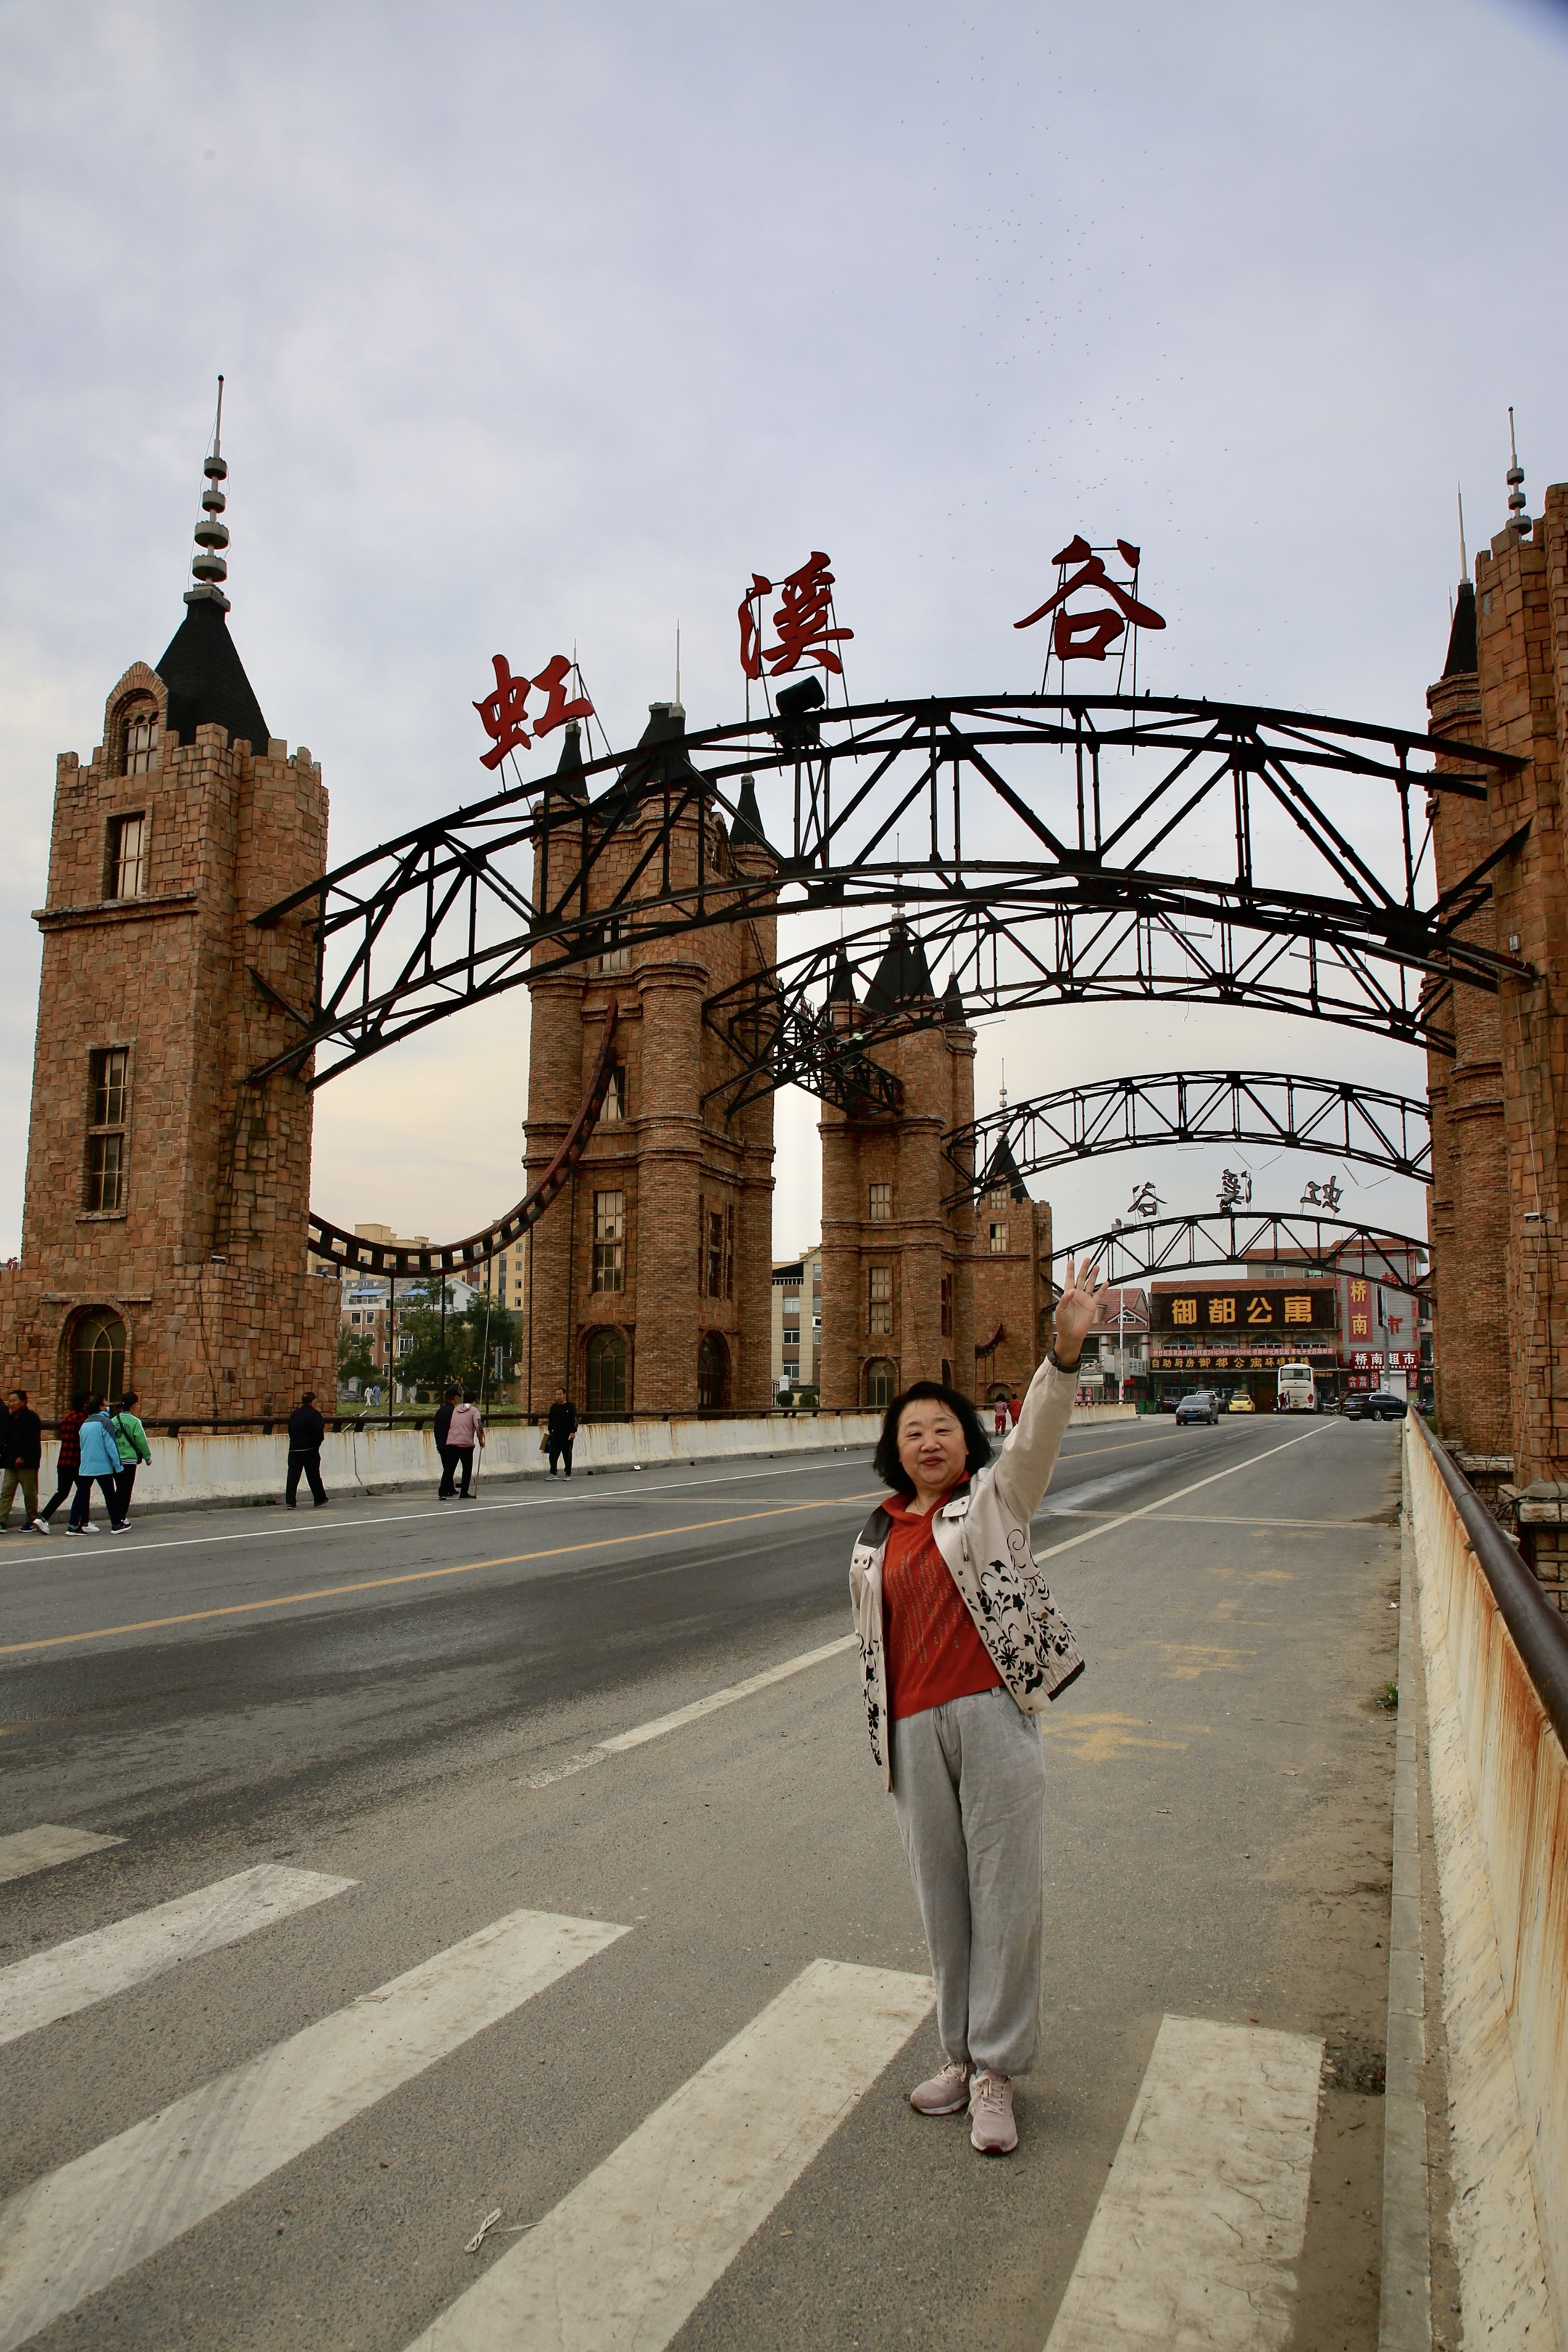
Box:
1379;1473;1432;2350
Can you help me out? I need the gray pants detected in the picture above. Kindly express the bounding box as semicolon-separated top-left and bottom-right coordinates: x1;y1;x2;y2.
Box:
891;1687;1046;2078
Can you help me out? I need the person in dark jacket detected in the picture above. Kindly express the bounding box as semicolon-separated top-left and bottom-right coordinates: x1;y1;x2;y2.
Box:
546;1388;579;1478
1;1389;46;1531
434;1387;460;1498
285;1392;328;1507
38;1394;86;1526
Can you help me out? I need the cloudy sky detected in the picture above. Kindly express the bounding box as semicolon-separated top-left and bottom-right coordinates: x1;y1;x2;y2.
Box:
3;0;1564;1268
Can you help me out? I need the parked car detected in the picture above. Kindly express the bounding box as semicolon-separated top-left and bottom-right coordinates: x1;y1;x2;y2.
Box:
1227;1393;1255;1413
1157;1392;1183;1414
1175;1391;1220;1425
1352;1389;1408;1421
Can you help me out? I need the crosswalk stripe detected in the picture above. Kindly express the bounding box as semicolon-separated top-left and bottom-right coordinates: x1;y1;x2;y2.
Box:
1043;2014;1323;2351
0;1864;356;2049
0;1906;626;2352
406;1956;934;2352
0;1826;124;1885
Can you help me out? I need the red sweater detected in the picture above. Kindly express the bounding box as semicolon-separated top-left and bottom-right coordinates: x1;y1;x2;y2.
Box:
881;1492;1003;1721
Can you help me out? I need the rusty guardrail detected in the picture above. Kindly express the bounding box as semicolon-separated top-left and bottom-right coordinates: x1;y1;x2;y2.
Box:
1405;1411;1568;2329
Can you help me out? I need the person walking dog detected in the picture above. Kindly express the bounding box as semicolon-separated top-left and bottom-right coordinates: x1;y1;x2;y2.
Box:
285;1392;327;1508
108;1391;152;1525
849;1255;1103;2157
1;1389;46;1532
445;1394;483;1498
69;1395;128;1532
545;1387;578;1478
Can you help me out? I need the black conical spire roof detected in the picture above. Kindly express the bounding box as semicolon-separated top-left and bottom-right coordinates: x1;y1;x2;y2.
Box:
942;971;966;1025
547;719;589;801
730;771;773;854
828;945;857;1005
865;923;935;1016
155;596;271;754
1442;579;1477;677
983;1132;1030;1203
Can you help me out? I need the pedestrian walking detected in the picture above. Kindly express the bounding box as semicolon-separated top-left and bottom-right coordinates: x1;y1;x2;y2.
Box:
69;1395;128;1532
108;1390;152;1525
1;1389;46;1532
38;1392;86;1526
285;1391;328;1508
1007;1390;1022;1429
434;1385;460;1498
992;1397;1008;1437
848;1254;1103;2157
545;1387;578;1478
445;1393;483;1498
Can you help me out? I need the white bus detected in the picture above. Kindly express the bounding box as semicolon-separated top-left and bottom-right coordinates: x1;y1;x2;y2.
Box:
1278;1361;1317;1413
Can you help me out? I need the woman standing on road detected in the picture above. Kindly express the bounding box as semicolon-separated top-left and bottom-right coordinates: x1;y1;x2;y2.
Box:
445;1393;483;1498
68;1395;127;1532
109;1391;152;1525
849;1256;1103;2157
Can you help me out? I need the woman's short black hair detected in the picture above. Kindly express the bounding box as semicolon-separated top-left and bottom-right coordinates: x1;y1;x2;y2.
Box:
873;1380;993;1498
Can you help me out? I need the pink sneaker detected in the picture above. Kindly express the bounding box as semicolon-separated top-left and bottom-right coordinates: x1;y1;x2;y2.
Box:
968;2070;1018;2154
910;2059;971;2115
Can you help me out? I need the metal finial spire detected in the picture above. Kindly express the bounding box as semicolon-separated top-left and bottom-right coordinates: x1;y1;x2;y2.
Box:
999;1058;1007;1113
1506;407;1529;537
1457;483;1468;584
185;375;232;610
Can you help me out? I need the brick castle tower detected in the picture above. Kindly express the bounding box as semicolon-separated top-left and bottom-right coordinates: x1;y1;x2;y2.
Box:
521;709;777;1416
1424;439;1568;1509
817;934;979;1409
0;396;338;1420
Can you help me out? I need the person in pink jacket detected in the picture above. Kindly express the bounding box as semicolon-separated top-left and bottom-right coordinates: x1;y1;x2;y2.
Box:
445;1395;483;1498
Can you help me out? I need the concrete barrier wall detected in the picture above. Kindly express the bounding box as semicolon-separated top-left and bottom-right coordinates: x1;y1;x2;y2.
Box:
49;1401;1139;1511
1405;1418;1568;2340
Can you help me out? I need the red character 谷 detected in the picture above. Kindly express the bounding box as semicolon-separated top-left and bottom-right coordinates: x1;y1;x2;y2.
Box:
1015;536;1166;663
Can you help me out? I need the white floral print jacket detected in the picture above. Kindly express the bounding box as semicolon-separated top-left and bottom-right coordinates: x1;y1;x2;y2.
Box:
848;1355;1085;1789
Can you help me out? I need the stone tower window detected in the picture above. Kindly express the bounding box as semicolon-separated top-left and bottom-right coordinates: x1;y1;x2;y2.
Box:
585;1327;628;1413
597;921;629;975
868;1265;893;1334
71;1309;126;1406
592;1191;626;1291
868;1183;892;1222
698;1199;735;1299
988;1220;1008;1253
85;1048;130;1214
941;1273;952;1336
121;703;160;776
106;812;148;901
600;1064;626;1122
865;1357;897;1410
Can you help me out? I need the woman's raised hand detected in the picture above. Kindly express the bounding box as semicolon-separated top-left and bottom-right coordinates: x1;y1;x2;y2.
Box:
1053;1255;1107;1361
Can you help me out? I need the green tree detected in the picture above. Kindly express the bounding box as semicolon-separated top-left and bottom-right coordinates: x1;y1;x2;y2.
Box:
338;1322;375;1392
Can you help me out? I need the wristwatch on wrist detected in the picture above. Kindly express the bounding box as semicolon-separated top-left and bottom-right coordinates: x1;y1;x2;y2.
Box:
1048;1346;1082;1374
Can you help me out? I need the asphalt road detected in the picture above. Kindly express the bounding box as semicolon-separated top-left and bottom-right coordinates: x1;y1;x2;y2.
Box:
0;1415;1404;2351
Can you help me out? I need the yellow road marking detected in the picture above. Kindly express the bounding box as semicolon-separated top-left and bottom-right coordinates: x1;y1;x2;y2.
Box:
0;1493;882;1659
1042;1712;1196;1763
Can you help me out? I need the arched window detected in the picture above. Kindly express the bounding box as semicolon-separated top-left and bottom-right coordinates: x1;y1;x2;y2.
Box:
118;696;160;777
941;1359;952;1388
698;1331;730;1413
864;1357;897;1410
71;1310;126;1406
584;1328;628;1416
987;1382;1012;1402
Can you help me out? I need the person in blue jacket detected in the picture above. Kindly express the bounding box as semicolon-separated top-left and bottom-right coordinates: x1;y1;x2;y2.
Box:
70;1395;128;1532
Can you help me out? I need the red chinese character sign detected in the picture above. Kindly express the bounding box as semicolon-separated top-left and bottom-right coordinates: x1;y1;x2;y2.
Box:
473;654;593;772
1016;536;1165;693
738;552;854;685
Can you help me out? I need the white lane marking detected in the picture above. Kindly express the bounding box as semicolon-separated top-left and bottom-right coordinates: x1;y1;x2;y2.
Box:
519;1635;858;1787
94;1457;876;1559
1044;2013;1323;2351
0;1865;356;2049
407;1956;933;2352
0;1907;625;2352
0;1826;124;1885
1035;1423;1327;1564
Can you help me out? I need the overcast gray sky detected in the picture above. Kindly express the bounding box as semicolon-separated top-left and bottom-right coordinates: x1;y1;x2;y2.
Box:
4;0;1564;1266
